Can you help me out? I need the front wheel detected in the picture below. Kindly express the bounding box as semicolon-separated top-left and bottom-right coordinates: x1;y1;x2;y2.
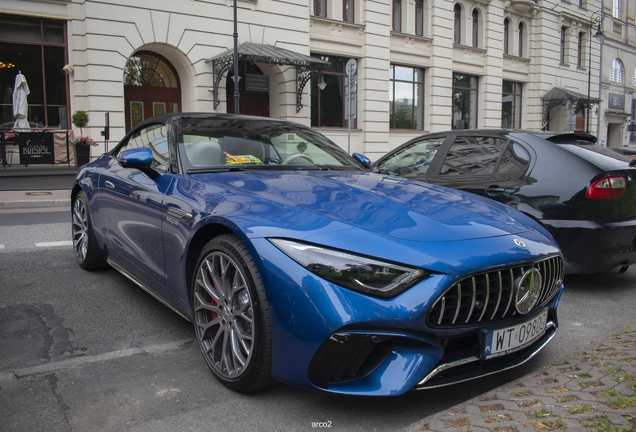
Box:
192;234;276;392
72;191;107;270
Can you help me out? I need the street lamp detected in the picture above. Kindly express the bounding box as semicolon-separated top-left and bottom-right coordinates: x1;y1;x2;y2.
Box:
586;11;604;133
232;0;240;114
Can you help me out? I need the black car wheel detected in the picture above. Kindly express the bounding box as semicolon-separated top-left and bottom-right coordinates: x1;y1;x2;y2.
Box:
192;234;276;392
72;191;107;270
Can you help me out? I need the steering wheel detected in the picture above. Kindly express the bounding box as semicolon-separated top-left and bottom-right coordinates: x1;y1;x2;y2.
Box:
281;153;315;165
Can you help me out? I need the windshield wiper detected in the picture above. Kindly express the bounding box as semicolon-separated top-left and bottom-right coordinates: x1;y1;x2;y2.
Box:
186;166;246;174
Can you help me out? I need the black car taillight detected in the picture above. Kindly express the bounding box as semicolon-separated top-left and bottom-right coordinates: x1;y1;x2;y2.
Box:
586;175;626;200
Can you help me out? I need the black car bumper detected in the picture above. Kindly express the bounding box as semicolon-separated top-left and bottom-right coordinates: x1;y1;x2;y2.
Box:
544;219;636;273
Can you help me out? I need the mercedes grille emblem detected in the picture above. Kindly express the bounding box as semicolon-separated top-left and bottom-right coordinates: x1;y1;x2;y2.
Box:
514;239;526;248
515;268;542;314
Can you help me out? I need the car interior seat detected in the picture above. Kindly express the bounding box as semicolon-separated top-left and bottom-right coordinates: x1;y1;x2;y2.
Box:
186;140;223;166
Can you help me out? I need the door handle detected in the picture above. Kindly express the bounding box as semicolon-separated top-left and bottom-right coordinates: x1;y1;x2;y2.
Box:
105;180;115;189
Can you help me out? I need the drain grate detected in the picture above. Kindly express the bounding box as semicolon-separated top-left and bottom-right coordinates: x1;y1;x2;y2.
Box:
25;191;53;196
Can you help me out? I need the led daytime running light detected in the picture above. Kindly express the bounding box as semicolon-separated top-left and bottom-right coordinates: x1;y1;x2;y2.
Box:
270;239;428;298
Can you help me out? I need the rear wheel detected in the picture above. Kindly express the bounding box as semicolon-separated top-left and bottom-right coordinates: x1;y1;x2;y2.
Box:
72;191;107;270
192;234;276;392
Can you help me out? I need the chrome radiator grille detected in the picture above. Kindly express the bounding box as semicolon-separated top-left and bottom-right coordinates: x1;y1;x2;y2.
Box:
427;255;564;328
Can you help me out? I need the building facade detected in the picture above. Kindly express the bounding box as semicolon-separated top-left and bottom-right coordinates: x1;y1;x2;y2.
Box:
599;0;636;147
0;0;629;162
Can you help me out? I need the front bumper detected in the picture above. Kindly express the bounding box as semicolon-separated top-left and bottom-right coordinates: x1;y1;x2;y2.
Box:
253;238;564;396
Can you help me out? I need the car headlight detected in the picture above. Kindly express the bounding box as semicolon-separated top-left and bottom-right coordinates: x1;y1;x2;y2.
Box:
270;239;429;298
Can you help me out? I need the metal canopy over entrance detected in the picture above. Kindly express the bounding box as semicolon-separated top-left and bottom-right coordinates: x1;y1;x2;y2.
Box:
206;42;330;113
541;87;601;129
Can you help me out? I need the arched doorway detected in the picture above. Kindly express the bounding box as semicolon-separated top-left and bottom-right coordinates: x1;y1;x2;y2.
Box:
124;51;181;131
226;62;269;117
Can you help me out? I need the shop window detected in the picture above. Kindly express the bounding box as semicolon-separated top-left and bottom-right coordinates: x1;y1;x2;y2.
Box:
0;16;67;128
452;73;478;130
502;81;522;129
389;65;424;130
311;55;355;128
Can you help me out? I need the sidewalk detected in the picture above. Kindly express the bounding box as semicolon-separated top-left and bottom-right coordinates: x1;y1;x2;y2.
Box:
401;328;636;432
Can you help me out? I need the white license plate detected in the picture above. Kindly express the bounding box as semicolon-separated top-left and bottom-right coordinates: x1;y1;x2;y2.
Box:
484;309;548;359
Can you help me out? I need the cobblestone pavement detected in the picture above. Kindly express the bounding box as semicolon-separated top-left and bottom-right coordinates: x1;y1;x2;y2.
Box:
401;329;636;432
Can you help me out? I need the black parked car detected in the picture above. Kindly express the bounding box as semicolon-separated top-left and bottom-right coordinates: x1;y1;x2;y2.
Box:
362;130;636;274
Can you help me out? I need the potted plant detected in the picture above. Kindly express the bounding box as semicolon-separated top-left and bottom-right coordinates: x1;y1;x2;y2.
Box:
72;110;89;135
71;110;93;166
70;135;97;166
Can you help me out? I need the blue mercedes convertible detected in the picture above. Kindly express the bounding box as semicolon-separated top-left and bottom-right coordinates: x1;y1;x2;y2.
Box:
71;113;564;396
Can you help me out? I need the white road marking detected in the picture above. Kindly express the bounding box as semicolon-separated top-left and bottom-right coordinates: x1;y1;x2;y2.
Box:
8;340;195;379
34;240;73;247
0;244;4;249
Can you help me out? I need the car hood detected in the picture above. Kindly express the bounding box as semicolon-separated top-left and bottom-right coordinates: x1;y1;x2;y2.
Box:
187;171;535;242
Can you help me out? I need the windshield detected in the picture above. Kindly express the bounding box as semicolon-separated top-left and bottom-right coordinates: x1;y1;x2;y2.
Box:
177;117;361;172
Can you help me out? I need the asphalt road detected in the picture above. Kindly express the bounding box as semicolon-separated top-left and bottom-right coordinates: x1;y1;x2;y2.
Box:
0;204;634;432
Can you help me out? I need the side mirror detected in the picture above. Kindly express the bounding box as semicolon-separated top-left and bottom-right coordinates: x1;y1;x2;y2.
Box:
352;152;371;169
118;147;153;169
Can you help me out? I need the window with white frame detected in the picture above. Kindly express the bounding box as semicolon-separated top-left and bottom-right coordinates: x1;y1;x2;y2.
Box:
610;58;625;83
314;0;327;17
415;0;424;36
613;0;621;18
393;0;402;32
343;0;354;22
633;67;636;85
389;65;424;130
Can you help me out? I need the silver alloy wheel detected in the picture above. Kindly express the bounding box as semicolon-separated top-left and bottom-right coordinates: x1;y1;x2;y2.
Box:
72;197;89;263
194;251;255;379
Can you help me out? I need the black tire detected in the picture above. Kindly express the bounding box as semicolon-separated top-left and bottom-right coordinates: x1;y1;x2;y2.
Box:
71;191;108;270
192;234;276;392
